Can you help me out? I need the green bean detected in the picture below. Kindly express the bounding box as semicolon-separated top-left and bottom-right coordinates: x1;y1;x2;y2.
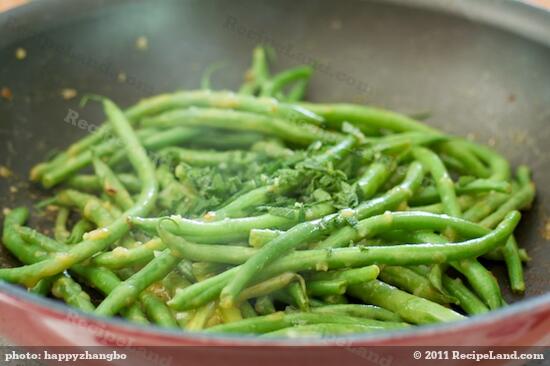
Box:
428;264;444;292
32;87;324;182
413;146;461;217
284;78;309;102
139;292;178;328
66;174;141;193
117;127;202;167
240;46;271;94
2;208;48;265
14;224;156;322
141;108;341;146
261;66;313;98
378;266;456;305
139;90;323;125
462;141;511;181
239;301;258;318
410;179;511;206
168;211;519;310
348;280;464;324
219;304;243;323
500;235;525;293
477;184;533;293
249;229;284;248
412;147;504;306
413;231;503;310
201;62;225;90
92;158;134;210
205;311;408;334
30;276;57;296
463;192;510;222
192;262;228;281
479;183;535;229
0;98;158;287
66;219;93;245
54;208;70;242
94;248;182;317
254;296;277;315
162;270;192;298
130;201;335;243
156;165;198;211
5;49;539;337
516;165;531;186
287;282;310;312
307;280;347;297
298;103;488;177
298;103;434;134
320;295;348;305
238;273;304;303
306;265;380;285
315;209;486;252
314;163;425;250
158;224;256;264
39;139;121;187
56;190;114;227
162;211;512;268
51;275;95;313
2;210;100;314
262;323;395;337
251;140;294;158
483;247;529;262
40;128;155;188
409;195;476;215
219;162;424;307
71;265;148;324
191;131;265;150
92;238;165;269
437;141;490;179
215;136;356;218
310;304;402;322
356;160;393;200
271;290;298;307
31;87;322;180
481;169;533;293
186;302;217;331
442;275;489;315
159;147;260;167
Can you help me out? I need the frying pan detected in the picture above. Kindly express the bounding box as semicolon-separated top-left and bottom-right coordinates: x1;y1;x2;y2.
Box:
0;0;549;361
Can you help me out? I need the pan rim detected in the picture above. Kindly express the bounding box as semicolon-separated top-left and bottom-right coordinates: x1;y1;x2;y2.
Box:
1;280;549;345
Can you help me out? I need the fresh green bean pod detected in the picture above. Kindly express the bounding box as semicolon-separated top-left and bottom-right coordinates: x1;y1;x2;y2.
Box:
92;158;134;210
54;208;70;242
348;280;464;324
254;296;277;315
51;275;95;313
287;281;310;312
310;304;402;322
378;266;457;305
442;275;489;315
0;98;158;288
167;211;519;310
205;311;408;334
141;108;341;146
66;174;141;193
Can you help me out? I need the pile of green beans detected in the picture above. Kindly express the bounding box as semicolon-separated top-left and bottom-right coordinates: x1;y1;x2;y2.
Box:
0;46;535;338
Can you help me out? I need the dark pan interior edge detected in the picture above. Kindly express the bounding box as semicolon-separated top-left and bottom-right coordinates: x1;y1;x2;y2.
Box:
383;0;550;47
